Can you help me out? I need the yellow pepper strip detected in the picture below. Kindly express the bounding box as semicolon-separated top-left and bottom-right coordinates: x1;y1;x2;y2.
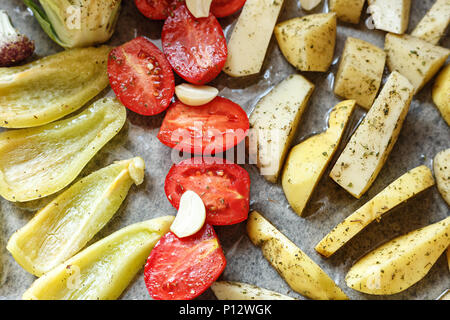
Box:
0;46;111;128
316;165;435;258
22;216;174;300
346;216;450;295
247;211;348;300
7;157;145;277
0;97;126;202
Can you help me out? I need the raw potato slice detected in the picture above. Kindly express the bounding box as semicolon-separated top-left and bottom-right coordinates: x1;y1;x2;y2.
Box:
329;0;365;24
22;216;174;300
275;13;337;72
249;74;315;183
434;148;450;205
282;100;356;216
211;281;295;300
432;64;450;126
367;0;411;34
247;211;349;300
7;157;145;277
411;0;450;45
317;165;435;258
0;97;126;202
223;0;284;77
0;46;110;128
334;37;386;109
330;72;414;198
385;33;450;94
345;216;450;295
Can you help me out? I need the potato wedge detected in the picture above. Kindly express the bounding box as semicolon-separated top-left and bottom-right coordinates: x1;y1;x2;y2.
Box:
345;216;450;295
22;216;174;300
249;74;315;183
434;148;450;206
334;37;386;109
411;0;450;45
385;33;450;94
211;281;295;300
330;72;414;198
223;0;284;77
432;64;450;126
317;165;435;258
367;0;411;34
7;157;145;277
329;0;365;24
247;211;348;300
0;46;110;128
0;97;126;202
448;248;450;271
275;13;337;72
282;100;356;216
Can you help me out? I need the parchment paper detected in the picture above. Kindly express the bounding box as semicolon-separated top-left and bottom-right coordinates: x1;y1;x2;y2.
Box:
0;0;449;300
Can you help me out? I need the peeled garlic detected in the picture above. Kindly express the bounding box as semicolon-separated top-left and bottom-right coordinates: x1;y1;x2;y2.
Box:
186;0;213;18
170;190;206;238
175;83;219;106
301;0;322;11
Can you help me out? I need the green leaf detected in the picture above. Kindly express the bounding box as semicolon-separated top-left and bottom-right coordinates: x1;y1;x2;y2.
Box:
22;0;65;47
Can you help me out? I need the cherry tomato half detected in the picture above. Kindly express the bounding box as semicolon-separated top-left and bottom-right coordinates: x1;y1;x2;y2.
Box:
162;5;227;85
144;224;226;300
134;0;183;20
107;37;175;116
157;97;249;154
211;0;246;18
165;157;250;225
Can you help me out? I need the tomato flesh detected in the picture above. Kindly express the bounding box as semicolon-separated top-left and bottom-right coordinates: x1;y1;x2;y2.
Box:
108;37;175;116
134;0;183;20
162;5;227;85
144;224;226;300
211;0;246;18
165;157;250;225
157;97;249;154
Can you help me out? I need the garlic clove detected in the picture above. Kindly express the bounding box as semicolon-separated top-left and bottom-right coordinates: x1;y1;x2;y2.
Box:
301;0;322;11
170;190;206;238
175;83;219;106
186;0;213;18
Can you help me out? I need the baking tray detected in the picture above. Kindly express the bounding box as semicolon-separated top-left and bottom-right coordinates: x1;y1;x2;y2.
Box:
0;0;449;300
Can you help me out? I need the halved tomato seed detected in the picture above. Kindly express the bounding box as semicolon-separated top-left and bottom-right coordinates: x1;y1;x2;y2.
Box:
107;36;175;116
144;224;226;300
134;0;183;20
165;157;250;225
157;97;249;154
211;0;246;18
161;5;227;85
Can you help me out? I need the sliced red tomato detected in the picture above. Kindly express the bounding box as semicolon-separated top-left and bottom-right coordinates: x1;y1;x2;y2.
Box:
161;5;227;85
144;224;226;300
134;0;183;20
211;0;246;18
157;97;249;154
107;37;175;116
165;158;250;225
